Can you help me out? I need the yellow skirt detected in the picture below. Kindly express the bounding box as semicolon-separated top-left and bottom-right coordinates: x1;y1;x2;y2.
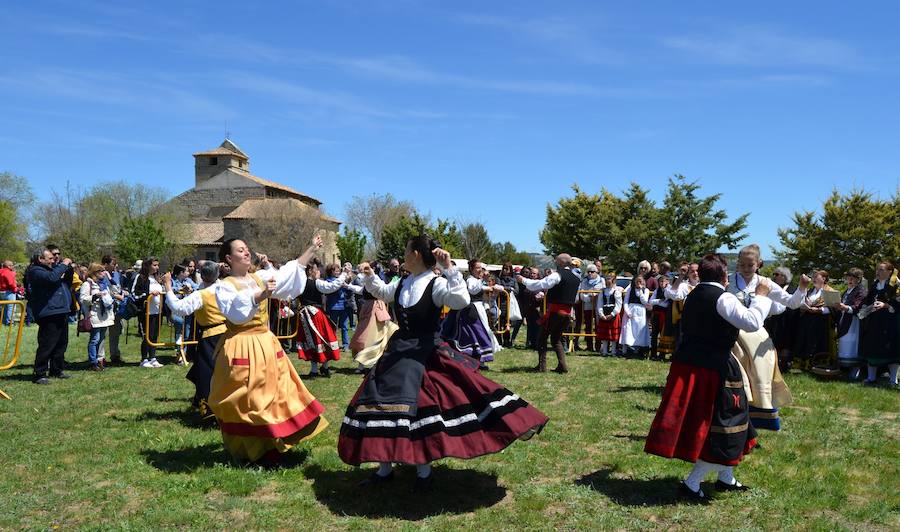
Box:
209;326;328;461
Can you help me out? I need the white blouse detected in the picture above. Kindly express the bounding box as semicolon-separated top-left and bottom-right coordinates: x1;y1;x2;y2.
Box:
364;266;469;310
214;260;308;324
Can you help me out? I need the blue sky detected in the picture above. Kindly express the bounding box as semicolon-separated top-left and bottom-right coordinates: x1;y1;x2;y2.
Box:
2;1;898;257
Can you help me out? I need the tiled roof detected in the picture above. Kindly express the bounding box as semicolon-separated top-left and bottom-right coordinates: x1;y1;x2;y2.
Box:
180;221;225;246
223;198;341;225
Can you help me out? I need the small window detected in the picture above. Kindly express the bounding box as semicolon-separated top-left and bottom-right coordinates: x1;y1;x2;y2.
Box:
209;157;218;166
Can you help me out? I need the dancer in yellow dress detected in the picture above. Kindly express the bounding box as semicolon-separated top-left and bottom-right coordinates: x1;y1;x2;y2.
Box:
209;236;328;465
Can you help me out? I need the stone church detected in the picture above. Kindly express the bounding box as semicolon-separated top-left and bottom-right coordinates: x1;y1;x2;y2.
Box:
169;139;341;263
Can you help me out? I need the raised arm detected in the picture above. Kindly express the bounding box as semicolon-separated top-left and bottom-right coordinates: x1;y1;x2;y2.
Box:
519;271;561;292
165;289;204;318
432;266;470;310
255;259;308;300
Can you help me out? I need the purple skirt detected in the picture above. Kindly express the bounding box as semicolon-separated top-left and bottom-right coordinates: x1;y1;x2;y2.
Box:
441;306;496;363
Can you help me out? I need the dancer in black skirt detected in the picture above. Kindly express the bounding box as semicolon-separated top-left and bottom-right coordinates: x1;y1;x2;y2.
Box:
338;235;549;491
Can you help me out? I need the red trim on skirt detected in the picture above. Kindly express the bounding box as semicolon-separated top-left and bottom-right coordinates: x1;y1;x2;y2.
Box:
219;400;325;438
297;309;341;363
644;361;756;466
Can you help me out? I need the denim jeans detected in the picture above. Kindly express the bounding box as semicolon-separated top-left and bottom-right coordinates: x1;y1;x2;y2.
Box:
87;327;107;365
1;291;16;325
328;308;350;348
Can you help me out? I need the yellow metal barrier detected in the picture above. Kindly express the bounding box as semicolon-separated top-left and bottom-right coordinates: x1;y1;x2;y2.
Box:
538;290;604;350
493;290;511;334
270;298;300;341
0;300;26;400
144;298;197;365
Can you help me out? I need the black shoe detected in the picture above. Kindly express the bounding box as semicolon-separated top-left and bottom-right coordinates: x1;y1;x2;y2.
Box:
109;357;124;366
553;366;569;374
320;367;331;378
51;372;71;380
479;364;490;371
33;377;51;385
715;480;750;492
305;372;319;379
412;472;434;493
677;481;709;502
358;470;394;487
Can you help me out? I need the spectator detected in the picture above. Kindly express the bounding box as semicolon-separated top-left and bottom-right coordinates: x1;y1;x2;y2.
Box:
27;247;74;384
23;254;40;326
576;263;604;352
181;257;200;289
170;263;193;363
835;267;867;379
596;271;623;356
621;275;652;358
324;263;352;351
382;259;401;283
0;260;17;325
133;257;163;368
497;262;520;347
859;261;899;386
792;270;835;369
516;267;543;349
100;255;125;365
80;263;115;371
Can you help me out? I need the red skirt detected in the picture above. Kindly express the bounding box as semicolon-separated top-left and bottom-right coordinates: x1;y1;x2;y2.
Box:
338;344;549;465
595;313;621;342
297;307;341;363
644;361;757;466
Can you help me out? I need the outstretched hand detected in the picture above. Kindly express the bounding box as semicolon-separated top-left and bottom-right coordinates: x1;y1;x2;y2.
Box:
798;274;811;291
432;247;452;270
311;234;323;249
358;262;373;276
161;272;172;290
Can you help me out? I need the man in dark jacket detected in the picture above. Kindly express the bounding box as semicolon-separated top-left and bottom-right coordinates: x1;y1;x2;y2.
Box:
27;248;74;384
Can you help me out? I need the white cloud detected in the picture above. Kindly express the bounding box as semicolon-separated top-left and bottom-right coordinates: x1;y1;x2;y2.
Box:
663;26;866;70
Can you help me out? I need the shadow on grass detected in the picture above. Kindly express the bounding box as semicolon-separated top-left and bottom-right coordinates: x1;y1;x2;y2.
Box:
329;366;365;376
143;444;310;473
611;385;664;395
612;433;646;442
305;464;506;519
136;407;219;431
496;365;538;374
575;468;702;506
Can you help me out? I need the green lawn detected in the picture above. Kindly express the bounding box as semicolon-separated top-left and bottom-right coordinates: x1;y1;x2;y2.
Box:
0;323;897;531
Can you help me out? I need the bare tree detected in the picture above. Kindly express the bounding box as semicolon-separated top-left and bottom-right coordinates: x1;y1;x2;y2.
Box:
343;193;414;255
240;207;323;263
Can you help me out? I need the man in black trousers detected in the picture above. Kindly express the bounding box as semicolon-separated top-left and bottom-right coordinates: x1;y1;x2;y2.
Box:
27;246;74;384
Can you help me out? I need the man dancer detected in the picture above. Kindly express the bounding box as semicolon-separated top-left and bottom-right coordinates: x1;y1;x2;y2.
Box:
517;253;580;373
164;261;227;419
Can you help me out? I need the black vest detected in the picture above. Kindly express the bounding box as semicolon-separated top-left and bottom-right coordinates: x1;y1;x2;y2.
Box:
301;281;323;308
673;283;738;371
393;276;441;338
362;286;377;301
548;268;580;305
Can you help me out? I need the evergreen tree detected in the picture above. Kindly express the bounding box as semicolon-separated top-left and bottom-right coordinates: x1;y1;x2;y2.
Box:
335;227;367;265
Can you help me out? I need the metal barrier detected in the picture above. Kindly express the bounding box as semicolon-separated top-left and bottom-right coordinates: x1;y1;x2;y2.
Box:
492;290;511;334
538;290;604;350
144;298;197;365
270;299;300;341
0;300;26;400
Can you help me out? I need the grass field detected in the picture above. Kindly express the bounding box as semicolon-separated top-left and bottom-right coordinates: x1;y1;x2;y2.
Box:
0;323;898;531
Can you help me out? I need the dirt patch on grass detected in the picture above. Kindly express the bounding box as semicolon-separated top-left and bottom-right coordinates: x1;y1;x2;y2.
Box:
549;390;569;405
248;482;280;503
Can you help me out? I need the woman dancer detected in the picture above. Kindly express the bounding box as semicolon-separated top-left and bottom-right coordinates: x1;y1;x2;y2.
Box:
348;273;398;373
296;260;347;378
339;235;548;490
440;260;502;368
209;237;328;464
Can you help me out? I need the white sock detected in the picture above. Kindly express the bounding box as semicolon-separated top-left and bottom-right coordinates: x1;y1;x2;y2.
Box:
376;462;392;477
889;364;899;385
310;361;319;373
416;463;432;478
684;460;719;492
849;367;861;380
717;467;741;486
867;366;878;382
